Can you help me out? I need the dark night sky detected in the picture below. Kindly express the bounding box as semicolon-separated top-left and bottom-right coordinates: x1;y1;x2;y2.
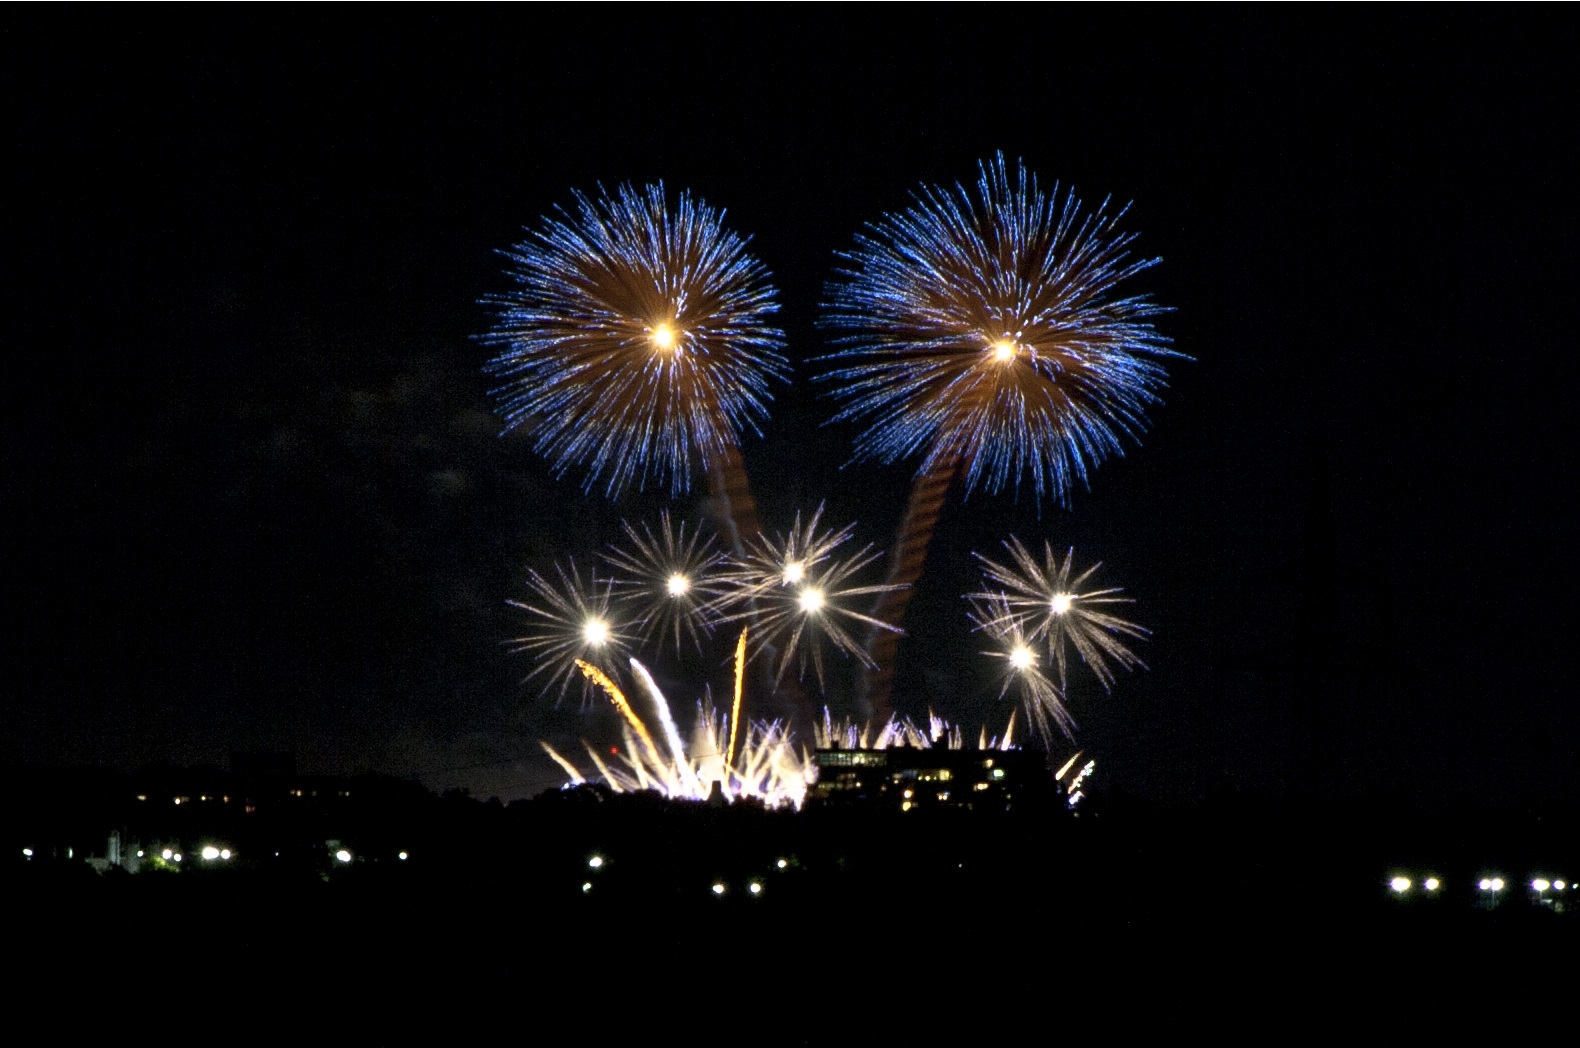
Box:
5;8;1577;813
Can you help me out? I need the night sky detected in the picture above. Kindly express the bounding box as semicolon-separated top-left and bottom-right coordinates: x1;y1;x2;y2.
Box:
7;8;1577;814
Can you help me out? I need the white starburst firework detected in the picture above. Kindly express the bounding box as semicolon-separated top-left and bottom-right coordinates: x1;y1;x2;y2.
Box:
601;510;730;657
970;537;1148;691
506;558;631;705
711;504;905;690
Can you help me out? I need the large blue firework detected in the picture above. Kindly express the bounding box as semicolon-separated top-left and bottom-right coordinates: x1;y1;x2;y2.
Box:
816;153;1181;504
480;183;789;498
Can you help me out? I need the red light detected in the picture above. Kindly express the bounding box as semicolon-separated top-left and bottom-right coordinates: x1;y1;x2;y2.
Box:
609;746;619;755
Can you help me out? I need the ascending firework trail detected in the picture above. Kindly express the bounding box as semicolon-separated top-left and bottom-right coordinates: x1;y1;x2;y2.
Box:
818;153;1181;727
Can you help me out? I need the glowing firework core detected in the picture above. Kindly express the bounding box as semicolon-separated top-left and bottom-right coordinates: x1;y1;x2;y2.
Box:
782;561;805;585
1049;593;1073;614
650;322;678;352
990;338;1018;363
666;573;690;596
1010;644;1035;670
798;587;825;613
582;617;610;646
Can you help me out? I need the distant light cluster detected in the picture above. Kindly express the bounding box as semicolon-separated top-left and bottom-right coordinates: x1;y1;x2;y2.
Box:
480;182;789;499
817;152;1181;505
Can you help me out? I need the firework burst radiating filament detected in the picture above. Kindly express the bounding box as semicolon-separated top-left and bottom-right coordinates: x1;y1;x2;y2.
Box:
711;504;906;691
506;558;631;705
479;181;789;499
817;151;1181;505
971;537;1148;691
967;590;1074;745
601;510;729;658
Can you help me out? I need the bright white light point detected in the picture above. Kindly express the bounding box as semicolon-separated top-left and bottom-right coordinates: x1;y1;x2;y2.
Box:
1490;877;1505;891
776;859;788;869
782;561;805;584
398;851;409;861
991;339;1017;362
588;855;604;869
711;882;726;895
1478;878;1492;890
1424;877;1440;891
651;323;677;351
1533;878;1551;892
1010;644;1035;670
1050;593;1073;614
582;617;609;646
172;853;182;863
201;846;220;861
749;881;762;895
1389;876;1411;893
582;881;593;893
1556;880;1567;890
162;849;173;860
335;849;352;864
665;573;690;596
798;587;824;613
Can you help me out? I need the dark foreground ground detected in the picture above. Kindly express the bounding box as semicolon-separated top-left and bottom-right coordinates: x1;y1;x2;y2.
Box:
8;790;1574;1033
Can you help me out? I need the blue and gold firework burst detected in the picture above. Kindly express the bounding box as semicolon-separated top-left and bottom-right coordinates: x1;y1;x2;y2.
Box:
817;153;1182;504
480;182;789;498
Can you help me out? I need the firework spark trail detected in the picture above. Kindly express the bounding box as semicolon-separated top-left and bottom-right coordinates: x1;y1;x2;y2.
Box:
561;663;813;807
704;440;764;562
480;182;789;502
629;658;705;796
857;446;961;724
970;537;1148;691
817;153;1179;725
727;627;747;769
576;659;665;770
540;743;585;785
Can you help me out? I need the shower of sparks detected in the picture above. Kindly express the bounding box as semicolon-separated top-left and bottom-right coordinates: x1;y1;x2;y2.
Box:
970;537;1148;691
575;659;664;771
967;590;1075;745
601;510;730;657
507;558;631;704
813;707;1020;752
711;504;906;690
546;656;814;809
816;152;1181;505
479;181;789;499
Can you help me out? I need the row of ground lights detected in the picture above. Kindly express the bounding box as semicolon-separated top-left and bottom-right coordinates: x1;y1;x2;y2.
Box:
580;853;790;896
1388;873;1569;901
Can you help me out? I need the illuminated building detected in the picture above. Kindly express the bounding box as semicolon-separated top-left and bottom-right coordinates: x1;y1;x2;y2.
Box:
805;737;1061;814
